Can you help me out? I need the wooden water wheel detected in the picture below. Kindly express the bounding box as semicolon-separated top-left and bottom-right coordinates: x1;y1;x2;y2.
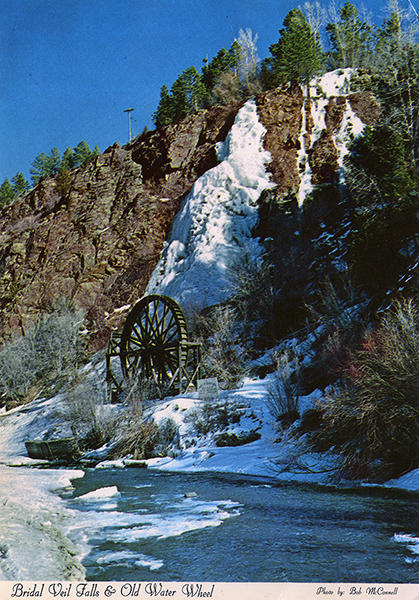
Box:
106;295;202;399
120;294;189;382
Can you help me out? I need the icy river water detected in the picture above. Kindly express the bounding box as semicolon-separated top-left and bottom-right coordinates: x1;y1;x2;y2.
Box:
62;468;419;582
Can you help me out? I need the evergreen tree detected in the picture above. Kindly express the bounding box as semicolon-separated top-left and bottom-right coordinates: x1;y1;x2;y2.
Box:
49;147;62;176
153;85;175;128
153;67;207;127
30;148;62;184
356;5;419;171
375;9;403;56
169;66;207;120
344;124;419;292
73;140;93;167
326;1;373;68
205;40;243;104
61;147;75;171
202;41;240;94
30;152;50;184
0;178;15;206
265;9;324;93
11;172;30;195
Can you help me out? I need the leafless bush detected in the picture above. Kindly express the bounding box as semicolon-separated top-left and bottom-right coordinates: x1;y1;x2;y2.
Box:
187;395;244;436
121;376;162;407
64;373;116;449
212;71;243;105
31;299;87;387
111;407;179;460
228;252;275;339
308;299;419;481
109;377;179;459
189;304;248;389
0;299;86;408
267;349;300;427
308;272;366;344
112;419;161;460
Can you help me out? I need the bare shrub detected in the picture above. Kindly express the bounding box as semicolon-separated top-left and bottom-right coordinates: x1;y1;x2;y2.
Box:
236;28;262;97
0;337;34;407
227;244;313;347
31;299;86;388
112;418;161;460
0;299;86;408
189;304;248;389
212;71;243;105
308;299;419;481
301;271;368;392
228;252;275;339
110;378;179;460
64;373;116;449
111;411;179;460
187;395;244;436
120;376;162;407
308;271;367;345
267;349;300;427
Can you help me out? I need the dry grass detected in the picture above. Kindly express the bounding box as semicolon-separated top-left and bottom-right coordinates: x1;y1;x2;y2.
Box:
109;378;180;460
64;373;116;450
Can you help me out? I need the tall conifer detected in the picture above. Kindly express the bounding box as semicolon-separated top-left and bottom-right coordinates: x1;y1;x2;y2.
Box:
265;9;324;93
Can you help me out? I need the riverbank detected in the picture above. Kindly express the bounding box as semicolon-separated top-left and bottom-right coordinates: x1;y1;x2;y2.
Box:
1;375;419;580
0;465;85;579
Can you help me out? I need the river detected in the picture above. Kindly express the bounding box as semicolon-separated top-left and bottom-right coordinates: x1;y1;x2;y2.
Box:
62;468;419;582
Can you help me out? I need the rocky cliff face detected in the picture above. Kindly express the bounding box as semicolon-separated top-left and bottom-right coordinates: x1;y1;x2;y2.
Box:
0;78;379;350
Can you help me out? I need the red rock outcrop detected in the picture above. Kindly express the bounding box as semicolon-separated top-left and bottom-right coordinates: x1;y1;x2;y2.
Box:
256;85;304;194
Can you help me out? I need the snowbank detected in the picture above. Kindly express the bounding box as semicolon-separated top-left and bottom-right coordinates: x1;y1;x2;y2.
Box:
0;465;85;580
0;395;86;580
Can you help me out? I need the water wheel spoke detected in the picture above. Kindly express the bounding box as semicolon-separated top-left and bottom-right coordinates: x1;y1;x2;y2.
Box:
143;305;158;339
164;327;182;345
153;352;176;381
127;326;147;348
159;308;176;341
155;309;175;342
156;302;171;329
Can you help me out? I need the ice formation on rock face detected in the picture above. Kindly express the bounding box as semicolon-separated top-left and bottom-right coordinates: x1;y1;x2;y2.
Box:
297;69;365;204
146;100;275;309
147;71;367;309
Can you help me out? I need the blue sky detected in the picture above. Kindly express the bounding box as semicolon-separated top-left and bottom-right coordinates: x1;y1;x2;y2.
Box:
0;0;416;184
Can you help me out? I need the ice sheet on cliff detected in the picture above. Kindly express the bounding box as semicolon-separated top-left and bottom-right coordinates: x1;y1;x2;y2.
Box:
146;99;275;308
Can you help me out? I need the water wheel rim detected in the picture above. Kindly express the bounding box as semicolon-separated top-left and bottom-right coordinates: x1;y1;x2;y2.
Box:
120;294;188;383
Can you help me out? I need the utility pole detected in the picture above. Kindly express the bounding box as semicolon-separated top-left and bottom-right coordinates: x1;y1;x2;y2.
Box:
124;108;135;142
